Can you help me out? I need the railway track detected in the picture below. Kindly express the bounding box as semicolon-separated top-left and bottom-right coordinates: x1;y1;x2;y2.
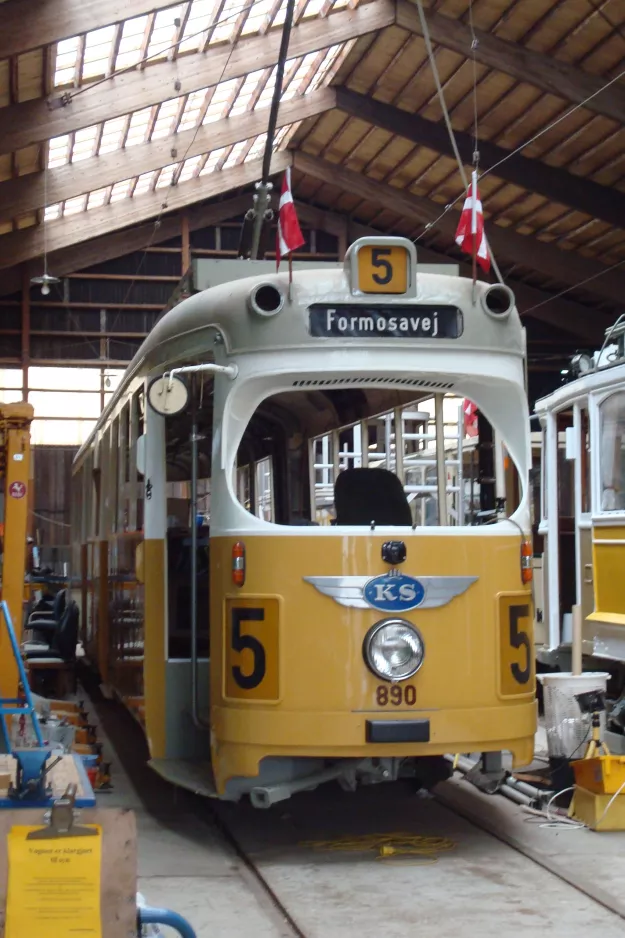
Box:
207;778;625;938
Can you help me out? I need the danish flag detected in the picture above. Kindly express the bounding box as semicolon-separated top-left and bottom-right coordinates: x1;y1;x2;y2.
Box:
276;167;305;271
455;171;490;273
463;399;479;438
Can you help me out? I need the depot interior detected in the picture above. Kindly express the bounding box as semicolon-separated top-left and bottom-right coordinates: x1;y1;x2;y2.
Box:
0;0;624;929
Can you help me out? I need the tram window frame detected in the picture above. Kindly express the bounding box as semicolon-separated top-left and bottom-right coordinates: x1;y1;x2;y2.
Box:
596;389;625;515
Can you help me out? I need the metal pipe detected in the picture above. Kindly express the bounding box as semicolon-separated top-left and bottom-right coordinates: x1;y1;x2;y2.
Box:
190;389;209;730
435;394;446;525
137;907;197;938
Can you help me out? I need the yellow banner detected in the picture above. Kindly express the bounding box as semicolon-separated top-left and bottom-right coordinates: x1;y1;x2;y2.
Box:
5;825;102;938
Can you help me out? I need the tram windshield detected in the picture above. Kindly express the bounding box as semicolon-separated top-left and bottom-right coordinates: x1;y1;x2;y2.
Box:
236;389;521;527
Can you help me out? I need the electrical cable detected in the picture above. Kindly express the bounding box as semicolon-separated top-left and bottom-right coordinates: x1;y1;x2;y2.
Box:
520;259;625;315
414;0;505;283
300;832;456;862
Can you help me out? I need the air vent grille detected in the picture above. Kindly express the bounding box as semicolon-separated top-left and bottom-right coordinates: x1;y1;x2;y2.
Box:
292;377;454;390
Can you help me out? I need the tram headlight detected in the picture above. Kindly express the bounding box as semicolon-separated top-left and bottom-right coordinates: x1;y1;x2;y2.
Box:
363;619;424;683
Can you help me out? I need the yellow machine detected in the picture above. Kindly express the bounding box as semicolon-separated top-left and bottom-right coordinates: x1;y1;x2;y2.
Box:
71;237;535;805
0;403;34;696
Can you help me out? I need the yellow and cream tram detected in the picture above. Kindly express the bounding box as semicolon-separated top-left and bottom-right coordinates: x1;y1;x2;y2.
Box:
534;318;625;681
71;237;536;805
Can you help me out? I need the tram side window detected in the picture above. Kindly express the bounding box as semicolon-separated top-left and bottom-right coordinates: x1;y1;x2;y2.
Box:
599;391;625;512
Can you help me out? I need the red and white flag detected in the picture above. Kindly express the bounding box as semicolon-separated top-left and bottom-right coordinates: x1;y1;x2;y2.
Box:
455;170;490;273
463;399;479;438
276;167;305;271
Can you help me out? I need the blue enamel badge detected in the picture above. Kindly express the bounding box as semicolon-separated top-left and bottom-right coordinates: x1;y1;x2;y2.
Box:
363;573;425;613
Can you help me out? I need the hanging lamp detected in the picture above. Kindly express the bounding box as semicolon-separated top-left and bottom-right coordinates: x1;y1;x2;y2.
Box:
30;153;60;296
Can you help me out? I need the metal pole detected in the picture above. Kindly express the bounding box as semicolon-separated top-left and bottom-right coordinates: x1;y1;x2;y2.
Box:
435;394;447;525
190;383;208;729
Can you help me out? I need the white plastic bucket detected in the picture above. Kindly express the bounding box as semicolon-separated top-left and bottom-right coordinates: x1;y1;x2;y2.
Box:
538;671;609;760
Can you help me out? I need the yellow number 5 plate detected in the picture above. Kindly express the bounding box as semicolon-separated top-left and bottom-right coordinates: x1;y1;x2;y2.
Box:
224;597;279;701
357;245;408;294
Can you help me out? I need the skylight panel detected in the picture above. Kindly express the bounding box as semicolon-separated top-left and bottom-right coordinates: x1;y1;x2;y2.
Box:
178;0;215;54
178;108;202;132
72;125;99;161
177;155;203;181
244;133;267;161
209;0;247;44
125;108;152;147
146;6;182;60
110;180;132;203
44;204;62;221
133;171;156;196
222;140;248;168
99;116;128;154
199;148;226;174
155;163;180;188
82;25;116;80
229;92;252;116
241;0;273;35
54;37;79;87
272;0;288;28
48;135;71;168
151;99;182;140
302;0;323;17
87;189;108;209
64;195;88;216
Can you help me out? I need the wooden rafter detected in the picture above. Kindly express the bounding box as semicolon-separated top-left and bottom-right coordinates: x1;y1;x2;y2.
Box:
292;151;625;306
0;152;291;270
396;0;625;126
0;89;335;221
0;0;393;156
334;87;625;231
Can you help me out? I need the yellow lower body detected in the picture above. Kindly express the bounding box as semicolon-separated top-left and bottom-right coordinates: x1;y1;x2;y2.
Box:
211;700;536;792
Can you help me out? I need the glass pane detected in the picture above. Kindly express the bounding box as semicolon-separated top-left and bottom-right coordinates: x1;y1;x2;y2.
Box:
31;419;97;446
599;392;625;511
0;369;23;389
28;367;101;391
28;391;101;419
255;457;274;521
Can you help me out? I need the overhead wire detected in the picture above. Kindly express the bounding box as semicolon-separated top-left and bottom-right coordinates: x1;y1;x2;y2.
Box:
412;0;625;288
414;0;505;284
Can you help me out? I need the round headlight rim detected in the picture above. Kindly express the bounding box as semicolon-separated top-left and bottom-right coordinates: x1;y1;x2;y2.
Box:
363;617;425;684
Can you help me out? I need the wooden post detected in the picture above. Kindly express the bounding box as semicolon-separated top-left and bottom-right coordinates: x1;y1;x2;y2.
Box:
572;604;582;676
181;212;191;276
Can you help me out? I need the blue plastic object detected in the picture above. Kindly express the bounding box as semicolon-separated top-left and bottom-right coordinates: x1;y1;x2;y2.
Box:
0;600;44;749
138;906;197;937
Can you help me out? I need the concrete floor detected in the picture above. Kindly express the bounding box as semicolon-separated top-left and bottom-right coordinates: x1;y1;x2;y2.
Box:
88;690;625;938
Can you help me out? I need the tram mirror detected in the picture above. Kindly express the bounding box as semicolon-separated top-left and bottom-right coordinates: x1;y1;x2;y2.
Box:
147;374;189;417
136;434;146;476
565;426;576;460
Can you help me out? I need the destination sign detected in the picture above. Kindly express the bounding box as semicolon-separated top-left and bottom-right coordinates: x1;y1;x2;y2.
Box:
308;304;463;339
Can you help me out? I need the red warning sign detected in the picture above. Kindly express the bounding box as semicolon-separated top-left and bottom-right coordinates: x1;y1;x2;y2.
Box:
9;481;26;499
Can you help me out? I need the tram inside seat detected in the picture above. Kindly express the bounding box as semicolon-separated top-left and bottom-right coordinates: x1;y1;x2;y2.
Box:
334;468;413;526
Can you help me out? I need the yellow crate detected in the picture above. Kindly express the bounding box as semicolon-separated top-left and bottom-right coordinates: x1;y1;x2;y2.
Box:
570;784;625;831
571;755;625;794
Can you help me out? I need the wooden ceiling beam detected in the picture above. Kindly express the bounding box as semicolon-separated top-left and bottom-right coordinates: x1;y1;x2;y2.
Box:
0;0;178;60
0;193;255;296
293;151;624;306
396;0;625;126
0;89;335;222
295;201;603;342
334;87;625;231
0;1;392;156
0;152;291;271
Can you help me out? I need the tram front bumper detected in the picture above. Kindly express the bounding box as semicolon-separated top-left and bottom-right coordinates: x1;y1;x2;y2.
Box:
212;699;537;773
